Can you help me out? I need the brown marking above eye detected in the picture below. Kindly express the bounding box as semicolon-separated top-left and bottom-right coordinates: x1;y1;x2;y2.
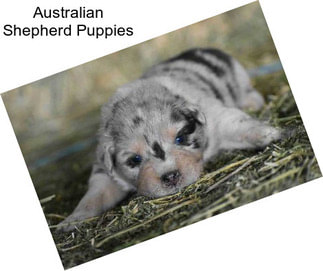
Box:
129;139;146;155
162;126;177;141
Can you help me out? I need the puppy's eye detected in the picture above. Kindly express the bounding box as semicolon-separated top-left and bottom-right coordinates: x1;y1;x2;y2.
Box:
175;135;186;145
127;154;142;168
174;121;196;146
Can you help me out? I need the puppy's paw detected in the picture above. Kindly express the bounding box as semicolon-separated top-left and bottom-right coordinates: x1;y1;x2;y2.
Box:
248;124;281;148
240;90;265;111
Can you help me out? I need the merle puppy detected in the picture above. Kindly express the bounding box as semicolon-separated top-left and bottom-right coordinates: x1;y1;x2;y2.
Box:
59;48;280;231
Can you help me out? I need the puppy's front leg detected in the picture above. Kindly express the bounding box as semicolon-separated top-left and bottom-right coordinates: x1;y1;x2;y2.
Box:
57;169;128;232
216;107;281;150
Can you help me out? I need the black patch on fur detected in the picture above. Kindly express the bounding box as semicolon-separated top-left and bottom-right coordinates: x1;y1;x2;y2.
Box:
166;49;225;77
193;72;224;101
111;152;117;167
178;121;197;137
162;67;224;101
133;116;143;127
226;83;237;101
174;94;180;100
144;134;150;145
112;100;122;115
192;138;201;149
203;48;232;67
152;142;165;161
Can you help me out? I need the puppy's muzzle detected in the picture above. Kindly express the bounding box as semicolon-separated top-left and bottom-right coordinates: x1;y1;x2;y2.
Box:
161;170;181;187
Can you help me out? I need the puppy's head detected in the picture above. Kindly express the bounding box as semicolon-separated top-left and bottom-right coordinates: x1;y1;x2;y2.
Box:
99;80;207;198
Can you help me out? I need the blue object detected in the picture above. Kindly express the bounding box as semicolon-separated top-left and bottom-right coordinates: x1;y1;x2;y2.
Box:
248;60;283;78
175;136;184;145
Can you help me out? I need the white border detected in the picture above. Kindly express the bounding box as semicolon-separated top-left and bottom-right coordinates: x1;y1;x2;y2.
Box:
0;0;322;270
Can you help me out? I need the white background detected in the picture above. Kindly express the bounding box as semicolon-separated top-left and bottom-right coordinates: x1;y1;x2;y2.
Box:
0;0;322;270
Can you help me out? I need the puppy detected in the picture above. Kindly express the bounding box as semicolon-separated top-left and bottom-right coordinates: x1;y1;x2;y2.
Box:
58;48;280;231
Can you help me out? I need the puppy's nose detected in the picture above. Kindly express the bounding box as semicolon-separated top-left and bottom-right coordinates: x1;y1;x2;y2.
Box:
161;170;181;186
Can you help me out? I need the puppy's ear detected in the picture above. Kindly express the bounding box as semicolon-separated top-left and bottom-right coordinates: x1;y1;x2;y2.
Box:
183;104;206;125
103;144;116;174
96;133;116;175
98;103;117;174
172;103;206;125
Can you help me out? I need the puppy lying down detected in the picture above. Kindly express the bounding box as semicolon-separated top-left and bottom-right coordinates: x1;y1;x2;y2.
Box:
59;48;281;231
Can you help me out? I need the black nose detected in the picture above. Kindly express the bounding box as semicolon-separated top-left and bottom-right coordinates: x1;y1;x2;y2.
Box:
161;170;181;186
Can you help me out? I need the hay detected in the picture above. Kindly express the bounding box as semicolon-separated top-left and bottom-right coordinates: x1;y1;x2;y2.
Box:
42;72;321;269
